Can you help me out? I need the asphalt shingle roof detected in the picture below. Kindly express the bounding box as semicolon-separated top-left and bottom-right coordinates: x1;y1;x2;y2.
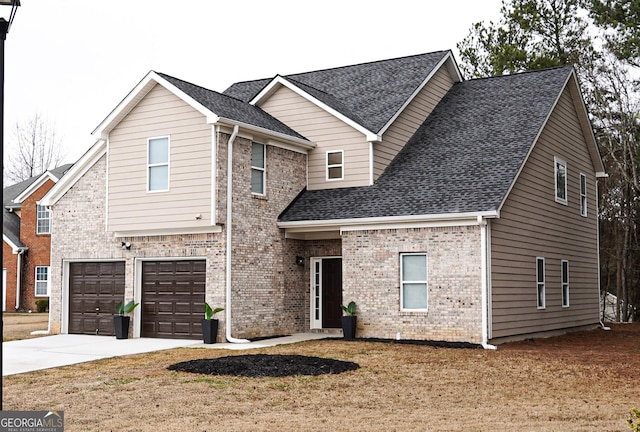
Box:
223;51;451;133
157;73;307;141
279;66;573;222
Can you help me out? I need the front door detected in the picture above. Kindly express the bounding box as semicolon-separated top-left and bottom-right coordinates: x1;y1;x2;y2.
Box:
311;257;342;329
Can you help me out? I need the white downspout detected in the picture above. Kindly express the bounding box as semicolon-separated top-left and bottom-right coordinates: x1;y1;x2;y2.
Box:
478;216;497;350
15;249;25;310
225;125;249;344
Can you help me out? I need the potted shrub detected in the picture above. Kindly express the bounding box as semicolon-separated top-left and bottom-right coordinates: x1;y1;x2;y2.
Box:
201;302;224;344
114;300;139;339
340;301;357;340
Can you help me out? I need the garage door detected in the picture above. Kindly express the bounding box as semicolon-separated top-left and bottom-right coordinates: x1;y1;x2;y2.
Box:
69;261;125;336
141;260;205;339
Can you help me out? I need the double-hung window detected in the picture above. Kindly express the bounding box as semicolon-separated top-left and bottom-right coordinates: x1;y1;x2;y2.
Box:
554;157;567;205
251;142;266;195
148;136;169;192
400;253;428;311
536;257;546;309
580;173;587;217
36;204;51;234
326;150;344;181
561;260;570;308
35;266;50;297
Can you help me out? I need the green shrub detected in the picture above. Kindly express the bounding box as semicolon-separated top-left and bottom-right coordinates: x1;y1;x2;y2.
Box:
628;407;640;431
35;299;49;313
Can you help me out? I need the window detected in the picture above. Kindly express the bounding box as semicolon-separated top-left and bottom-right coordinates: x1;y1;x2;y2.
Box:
580;173;587;217
400;253;428;310
554;157;567;204
536;257;546;309
148;136;169;192
326;150;344;181
251;142;266;195
35;266;50;297
36;204;51;234
561;260;570;308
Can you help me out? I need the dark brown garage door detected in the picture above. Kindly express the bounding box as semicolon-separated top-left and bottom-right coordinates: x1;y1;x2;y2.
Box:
141;260;205;339
69;261;125;336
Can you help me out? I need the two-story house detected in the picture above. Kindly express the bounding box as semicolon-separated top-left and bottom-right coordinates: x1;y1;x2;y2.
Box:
41;50;605;345
3;164;72;312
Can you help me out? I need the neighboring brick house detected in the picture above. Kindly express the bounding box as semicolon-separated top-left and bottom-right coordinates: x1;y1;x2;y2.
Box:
42;50;605;346
2;165;72;311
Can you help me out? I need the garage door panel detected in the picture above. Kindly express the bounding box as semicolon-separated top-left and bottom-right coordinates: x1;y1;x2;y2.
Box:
141;260;205;340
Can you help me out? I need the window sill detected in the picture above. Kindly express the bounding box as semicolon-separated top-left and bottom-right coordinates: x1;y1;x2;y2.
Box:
252;194;268;201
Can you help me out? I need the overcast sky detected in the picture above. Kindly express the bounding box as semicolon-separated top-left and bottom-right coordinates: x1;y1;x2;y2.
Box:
3;0;502;165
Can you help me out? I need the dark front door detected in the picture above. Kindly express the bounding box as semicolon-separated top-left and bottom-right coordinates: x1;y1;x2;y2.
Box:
141;260;205;339
321;258;342;328
68;261;125;336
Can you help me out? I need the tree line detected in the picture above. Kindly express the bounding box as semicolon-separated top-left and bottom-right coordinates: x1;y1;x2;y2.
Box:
457;0;639;321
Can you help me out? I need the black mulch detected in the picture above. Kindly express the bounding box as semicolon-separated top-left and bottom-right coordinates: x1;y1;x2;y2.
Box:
167;354;360;378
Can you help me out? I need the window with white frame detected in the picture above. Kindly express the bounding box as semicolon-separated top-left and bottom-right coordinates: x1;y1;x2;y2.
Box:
148;136;169;192
251;142;266;195
561;260;570;308
400;253;428;310
580;173;587;217
554;157;567;204
536;257;546;309
326;150;344;181
36;204;51;234
35;266;50;296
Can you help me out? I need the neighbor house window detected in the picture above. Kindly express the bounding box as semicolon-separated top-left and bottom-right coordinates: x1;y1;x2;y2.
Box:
251;142;266;195
536;257;546;309
580;173;587;217
400;253;428;310
555;157;567;204
35;266;50;297
561;260;570;308
36;204;51;234
148;136;169;192
326;150;344;181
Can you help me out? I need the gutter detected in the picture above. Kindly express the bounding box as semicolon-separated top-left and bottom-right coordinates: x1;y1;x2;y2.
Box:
225;125;249;344
478;216;497;350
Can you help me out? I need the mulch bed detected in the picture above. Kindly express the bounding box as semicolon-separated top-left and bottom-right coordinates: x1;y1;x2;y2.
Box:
168;354;360;377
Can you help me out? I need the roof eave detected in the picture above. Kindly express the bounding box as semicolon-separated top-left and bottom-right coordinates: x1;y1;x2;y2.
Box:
215;117;315;150
12;171;59;204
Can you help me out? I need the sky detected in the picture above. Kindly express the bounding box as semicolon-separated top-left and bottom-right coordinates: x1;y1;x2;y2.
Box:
3;0;503;166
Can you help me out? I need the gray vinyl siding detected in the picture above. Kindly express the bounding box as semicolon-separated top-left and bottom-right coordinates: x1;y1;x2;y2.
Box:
490;85;600;339
258;85;370;190
375;65;454;180
107;84;213;233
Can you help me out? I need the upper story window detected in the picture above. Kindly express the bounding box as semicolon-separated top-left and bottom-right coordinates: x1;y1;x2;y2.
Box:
400;253;428;311
561;259;570;308
326;150;344;181
554;157;567;205
536;257;546;309
148;136;170;192
580;173;587;217
251;142;266;195
36;204;51;234
35;266;50;297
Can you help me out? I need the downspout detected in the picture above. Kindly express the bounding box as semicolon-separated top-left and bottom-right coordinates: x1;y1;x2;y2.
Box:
15;248;25;310
478;216;497;350
225;125;249;344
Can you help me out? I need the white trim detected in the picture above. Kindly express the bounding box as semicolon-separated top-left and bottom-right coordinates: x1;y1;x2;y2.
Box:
40;140;107;207
250;75;381;142
35;203;52;234
368;142;374;185
536;257;546;310
13;171;60;204
34;265;50;297
147;135;170;193
400;253;428;311
326;150;344;181
251;142;266;196
554;156;568;205
479;216;491;345
216;116;315;150
378;53;462;136
113;225;223;238
309;256;342;329
211;125;217;225
561;259;570;308
579;173;587;217
3;234;25;253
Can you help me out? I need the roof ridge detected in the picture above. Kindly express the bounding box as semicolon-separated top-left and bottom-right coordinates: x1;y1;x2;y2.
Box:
466;65;573;83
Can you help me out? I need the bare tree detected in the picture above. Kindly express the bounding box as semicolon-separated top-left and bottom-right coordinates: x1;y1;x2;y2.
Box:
4;113;66;185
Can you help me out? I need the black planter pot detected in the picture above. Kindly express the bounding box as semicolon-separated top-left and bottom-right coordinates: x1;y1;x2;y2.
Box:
114;315;130;340
341;315;357;340
201;319;219;344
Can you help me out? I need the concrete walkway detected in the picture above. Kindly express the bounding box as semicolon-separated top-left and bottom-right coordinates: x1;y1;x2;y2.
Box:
2;333;338;376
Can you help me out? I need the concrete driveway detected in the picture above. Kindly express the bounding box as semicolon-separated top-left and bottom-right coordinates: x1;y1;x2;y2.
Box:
2;333;337;376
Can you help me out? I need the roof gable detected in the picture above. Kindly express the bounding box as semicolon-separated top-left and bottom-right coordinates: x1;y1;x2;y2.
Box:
226;51;461;135
279;66;578;224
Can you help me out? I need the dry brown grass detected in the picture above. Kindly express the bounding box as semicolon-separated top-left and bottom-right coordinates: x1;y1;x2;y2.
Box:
3;323;639;431
2;313;49;341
